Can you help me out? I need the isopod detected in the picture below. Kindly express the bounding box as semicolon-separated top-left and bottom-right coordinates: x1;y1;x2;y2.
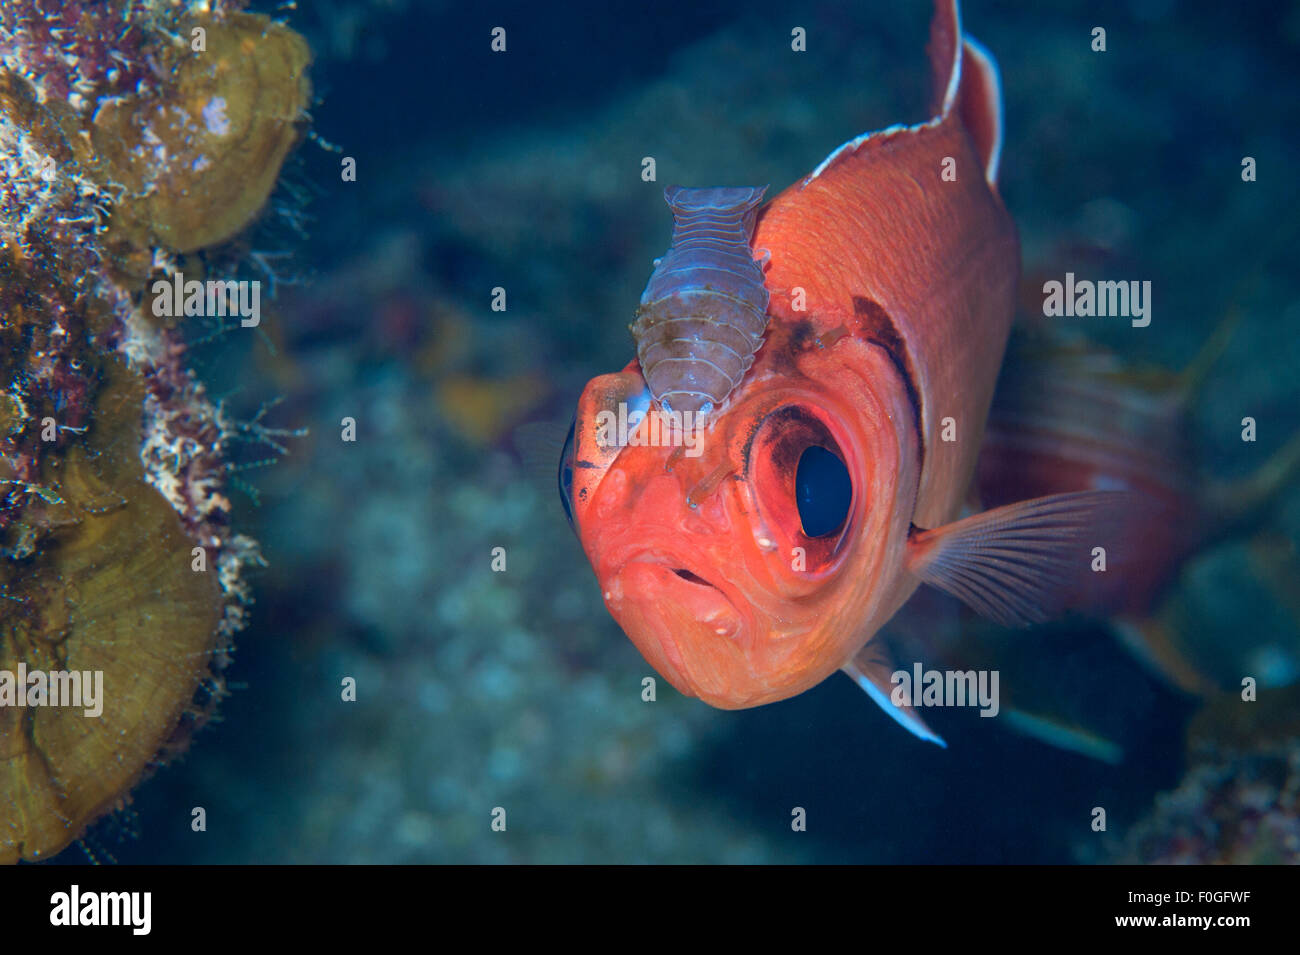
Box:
631;185;770;417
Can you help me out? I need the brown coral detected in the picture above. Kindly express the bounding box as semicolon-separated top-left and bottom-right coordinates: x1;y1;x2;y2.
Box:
89;12;311;253
0;363;223;863
0;6;309;862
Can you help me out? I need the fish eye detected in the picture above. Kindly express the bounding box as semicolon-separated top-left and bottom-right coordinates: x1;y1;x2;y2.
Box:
746;404;857;567
795;445;851;537
557;415;577;532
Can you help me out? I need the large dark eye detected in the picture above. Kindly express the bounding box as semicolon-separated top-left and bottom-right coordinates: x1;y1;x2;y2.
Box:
795;445;851;537
747;404;858;573
557;416;577;532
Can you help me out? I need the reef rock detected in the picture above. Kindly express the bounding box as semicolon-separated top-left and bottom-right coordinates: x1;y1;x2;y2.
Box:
0;2;307;862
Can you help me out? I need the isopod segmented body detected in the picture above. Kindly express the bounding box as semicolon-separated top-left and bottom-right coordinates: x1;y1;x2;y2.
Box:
632;185;770;417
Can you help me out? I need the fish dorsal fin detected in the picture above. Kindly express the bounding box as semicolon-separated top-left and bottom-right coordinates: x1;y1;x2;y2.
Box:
927;0;963;118
806;1;1003;188
929;0;1003;186
841;644;947;748
905;491;1124;628
956;38;1004;186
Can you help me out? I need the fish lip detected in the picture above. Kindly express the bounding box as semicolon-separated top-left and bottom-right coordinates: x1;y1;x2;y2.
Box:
668;566;720;590
613;549;749;657
618;551;734;606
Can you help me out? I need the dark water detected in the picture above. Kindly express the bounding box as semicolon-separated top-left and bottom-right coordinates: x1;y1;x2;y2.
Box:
48;0;1299;864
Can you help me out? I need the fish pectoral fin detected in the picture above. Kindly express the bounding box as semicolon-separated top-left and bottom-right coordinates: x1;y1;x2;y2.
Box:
904;490;1123;628
841;646;947;748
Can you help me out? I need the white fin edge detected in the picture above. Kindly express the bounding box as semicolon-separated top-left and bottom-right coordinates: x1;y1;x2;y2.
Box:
841;661;949;748
939;0;964;116
1001;709;1124;765
803;120;939;186
962;36;1004;185
803;0;963;187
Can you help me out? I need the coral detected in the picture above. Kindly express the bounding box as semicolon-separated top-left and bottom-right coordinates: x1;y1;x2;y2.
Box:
0;362;224;863
1112;689;1300;864
0;1;159;112
0;2;307;862
89;11;311;252
1116;740;1300;864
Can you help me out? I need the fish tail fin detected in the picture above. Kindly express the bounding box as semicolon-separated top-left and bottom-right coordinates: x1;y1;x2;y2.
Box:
1175;305;1242;401
929;0;1004;186
1000;708;1125;764
1203;428;1300;544
1111;614;1219;697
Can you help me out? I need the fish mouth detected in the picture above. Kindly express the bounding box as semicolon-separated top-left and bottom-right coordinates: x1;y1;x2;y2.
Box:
670;567;715;588
621;556;740;628
607;555;748;698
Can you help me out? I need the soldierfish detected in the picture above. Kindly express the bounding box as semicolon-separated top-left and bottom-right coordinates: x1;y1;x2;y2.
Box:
560;0;1117;743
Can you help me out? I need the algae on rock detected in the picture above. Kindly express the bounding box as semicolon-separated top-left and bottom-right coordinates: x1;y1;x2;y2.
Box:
0;4;311;862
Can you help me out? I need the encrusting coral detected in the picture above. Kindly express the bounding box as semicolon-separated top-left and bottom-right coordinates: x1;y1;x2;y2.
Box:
1115;689;1300;863
0;0;309;862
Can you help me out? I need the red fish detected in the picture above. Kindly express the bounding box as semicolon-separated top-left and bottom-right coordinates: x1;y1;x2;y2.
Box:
561;0;1115;743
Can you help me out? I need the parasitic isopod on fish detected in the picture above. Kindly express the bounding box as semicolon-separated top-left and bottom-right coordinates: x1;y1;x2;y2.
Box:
631;185;770;417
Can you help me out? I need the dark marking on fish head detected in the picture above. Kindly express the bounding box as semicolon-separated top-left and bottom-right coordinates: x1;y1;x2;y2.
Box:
786;318;819;353
758;315;820;380
849;295;924;470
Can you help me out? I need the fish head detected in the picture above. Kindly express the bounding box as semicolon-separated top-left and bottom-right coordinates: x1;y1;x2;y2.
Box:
564;337;918;708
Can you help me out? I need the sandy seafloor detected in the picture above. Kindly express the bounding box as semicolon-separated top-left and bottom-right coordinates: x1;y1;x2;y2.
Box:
54;0;1300;863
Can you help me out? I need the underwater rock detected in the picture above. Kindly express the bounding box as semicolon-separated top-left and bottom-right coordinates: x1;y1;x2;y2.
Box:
0;1;163;111
1113;688;1300;864
0;362;223;864
0;217;229;861
0;1;306;862
89;12;311;253
2;3;310;255
1116;740;1300;864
